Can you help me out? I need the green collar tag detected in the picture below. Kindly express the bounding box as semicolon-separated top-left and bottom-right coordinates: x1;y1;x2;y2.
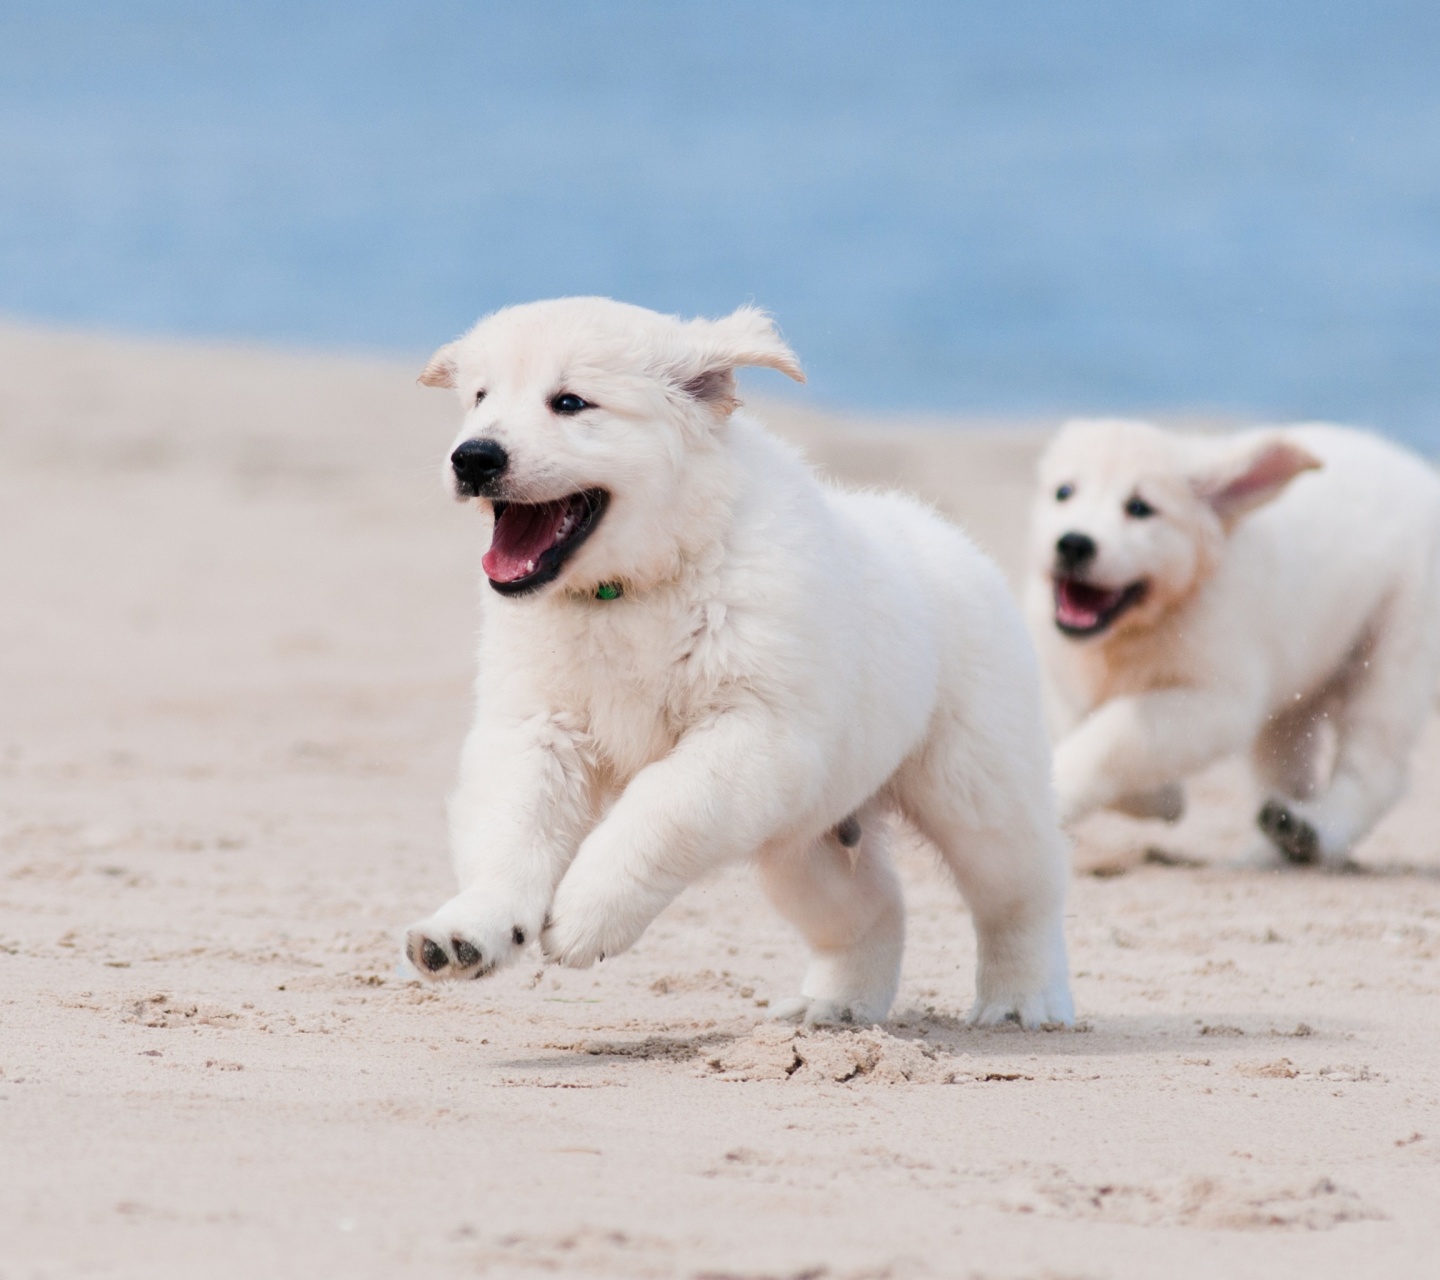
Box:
595;582;623;601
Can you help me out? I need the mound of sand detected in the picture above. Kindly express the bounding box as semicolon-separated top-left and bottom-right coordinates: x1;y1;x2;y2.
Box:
704;1023;962;1084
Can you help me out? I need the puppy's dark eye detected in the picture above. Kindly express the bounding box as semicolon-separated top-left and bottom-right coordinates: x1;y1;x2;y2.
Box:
550;393;592;415
474;390;486;407
1055;484;1074;502
1125;496;1157;518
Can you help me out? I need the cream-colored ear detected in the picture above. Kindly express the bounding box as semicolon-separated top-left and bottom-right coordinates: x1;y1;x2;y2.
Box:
699;306;806;383
672;307;804;413
418;342;459;389
1193;435;1322;525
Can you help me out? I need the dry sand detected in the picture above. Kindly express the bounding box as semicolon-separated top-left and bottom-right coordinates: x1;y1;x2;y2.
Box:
1;323;1437;1279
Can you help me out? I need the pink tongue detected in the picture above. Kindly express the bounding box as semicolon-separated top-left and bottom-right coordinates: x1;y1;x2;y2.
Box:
482;499;571;583
1056;580;1122;629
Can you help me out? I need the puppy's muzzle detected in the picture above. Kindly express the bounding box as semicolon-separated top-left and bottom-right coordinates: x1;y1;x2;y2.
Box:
452;438;509;497
1055;531;1097;572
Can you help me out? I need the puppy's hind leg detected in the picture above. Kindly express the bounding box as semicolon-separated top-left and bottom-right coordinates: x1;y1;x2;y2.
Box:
896;734;1073;1029
1259;605;1440;866
756;806;905;1027
1243;698;1330;867
1253;698;1330;801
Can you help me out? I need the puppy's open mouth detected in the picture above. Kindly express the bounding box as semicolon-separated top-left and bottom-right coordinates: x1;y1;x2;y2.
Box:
1054;576;1146;637
482;490;609;596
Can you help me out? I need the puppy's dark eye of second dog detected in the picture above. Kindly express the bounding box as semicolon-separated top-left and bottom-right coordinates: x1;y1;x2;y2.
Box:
1055;483;1074;502
550;392;593;415
1125;495;1157;518
474;390;487;406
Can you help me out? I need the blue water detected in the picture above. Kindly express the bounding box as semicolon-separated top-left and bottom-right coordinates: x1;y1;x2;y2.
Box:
3;2;1440;444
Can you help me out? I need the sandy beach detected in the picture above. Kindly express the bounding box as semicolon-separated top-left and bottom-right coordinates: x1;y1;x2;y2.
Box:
1;323;1438;1279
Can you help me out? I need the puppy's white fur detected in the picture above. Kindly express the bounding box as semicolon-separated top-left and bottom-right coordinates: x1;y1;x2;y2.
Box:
1028;418;1440;866
405;297;1072;1027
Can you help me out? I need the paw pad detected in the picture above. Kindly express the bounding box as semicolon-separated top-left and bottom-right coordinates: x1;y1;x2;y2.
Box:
1258;800;1319;865
420;938;448;972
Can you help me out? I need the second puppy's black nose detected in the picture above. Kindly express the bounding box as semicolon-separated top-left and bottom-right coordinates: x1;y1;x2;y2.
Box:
1055;532;1097;570
451;439;508;494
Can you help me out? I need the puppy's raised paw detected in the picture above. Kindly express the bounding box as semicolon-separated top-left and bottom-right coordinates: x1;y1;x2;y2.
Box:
403;895;533;982
404;929;495;981
539;906;621;970
541;859;665;969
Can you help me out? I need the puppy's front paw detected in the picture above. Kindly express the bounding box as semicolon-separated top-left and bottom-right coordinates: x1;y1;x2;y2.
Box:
1257;799;1319;865
540;865;662;969
404;893;536;982
540;916;606;969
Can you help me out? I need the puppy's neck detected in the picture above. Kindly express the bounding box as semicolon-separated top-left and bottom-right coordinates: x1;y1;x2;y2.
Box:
1068;597;1206;706
564;422;742;604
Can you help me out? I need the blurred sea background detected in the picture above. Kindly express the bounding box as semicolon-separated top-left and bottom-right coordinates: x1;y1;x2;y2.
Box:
3;1;1439;445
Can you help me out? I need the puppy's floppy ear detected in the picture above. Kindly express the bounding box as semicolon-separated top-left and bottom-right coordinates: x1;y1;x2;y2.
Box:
672;307;805;413
698;306;806;383
1192;434;1322;525
418;342;459;389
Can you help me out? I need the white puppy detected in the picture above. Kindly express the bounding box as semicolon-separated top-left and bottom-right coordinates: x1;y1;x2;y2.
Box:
1027;418;1440;866
403;297;1072;1027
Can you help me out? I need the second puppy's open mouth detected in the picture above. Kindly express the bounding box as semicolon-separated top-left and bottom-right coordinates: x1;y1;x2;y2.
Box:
1054;576;1146;637
482;489;609;596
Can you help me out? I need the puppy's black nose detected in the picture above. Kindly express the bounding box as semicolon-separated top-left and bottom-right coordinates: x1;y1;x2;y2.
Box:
1055;532;1097;570
451;438;508;494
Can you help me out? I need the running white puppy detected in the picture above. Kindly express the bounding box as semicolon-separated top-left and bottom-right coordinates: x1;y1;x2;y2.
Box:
404;297;1073;1027
1028;418;1440;866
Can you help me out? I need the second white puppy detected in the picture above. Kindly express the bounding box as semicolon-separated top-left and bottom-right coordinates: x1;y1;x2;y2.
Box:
1028;418;1440;866
404;297;1072;1027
